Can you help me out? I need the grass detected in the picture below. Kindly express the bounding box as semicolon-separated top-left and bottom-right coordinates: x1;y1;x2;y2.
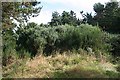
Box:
2;50;120;78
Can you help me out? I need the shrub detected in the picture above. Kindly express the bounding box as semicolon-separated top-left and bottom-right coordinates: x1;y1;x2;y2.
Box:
16;25;47;57
3;30;17;66
16;23;110;57
55;24;109;52
16;24;60;56
110;35;120;56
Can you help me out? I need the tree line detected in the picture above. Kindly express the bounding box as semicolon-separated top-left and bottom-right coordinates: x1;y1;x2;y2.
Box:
48;0;120;33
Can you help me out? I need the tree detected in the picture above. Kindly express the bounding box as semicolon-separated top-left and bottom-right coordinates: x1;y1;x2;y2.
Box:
69;10;78;26
49;10;79;26
50;11;61;26
93;3;104;13
61;10;79;26
61;11;70;25
2;1;42;30
80;11;95;25
93;3;104;27
93;1;120;33
2;1;42;65
103;1;119;32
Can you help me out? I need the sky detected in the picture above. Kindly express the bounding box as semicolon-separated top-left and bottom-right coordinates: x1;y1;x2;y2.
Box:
29;0;120;24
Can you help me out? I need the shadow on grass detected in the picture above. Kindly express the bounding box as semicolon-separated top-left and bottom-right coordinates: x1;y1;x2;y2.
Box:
52;67;106;78
52;67;120;78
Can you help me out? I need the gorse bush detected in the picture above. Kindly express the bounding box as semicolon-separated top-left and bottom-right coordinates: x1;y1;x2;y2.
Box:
109;35;120;56
55;24;109;52
16;23;110;57
16;24;47;57
102;32;120;56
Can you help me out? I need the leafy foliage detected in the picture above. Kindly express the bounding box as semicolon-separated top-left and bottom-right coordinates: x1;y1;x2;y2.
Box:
110;35;120;56
2;0;42;61
81;1;120;33
49;10;80;26
16;23;110;56
93;1;120;33
56;24;108;52
2;29;16;66
2;1;42;30
50;11;61;26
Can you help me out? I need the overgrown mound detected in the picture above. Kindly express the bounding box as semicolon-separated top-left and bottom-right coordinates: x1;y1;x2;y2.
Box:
3;50;120;78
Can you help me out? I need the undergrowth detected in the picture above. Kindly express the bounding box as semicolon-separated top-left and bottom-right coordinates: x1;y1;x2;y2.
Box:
3;50;120;78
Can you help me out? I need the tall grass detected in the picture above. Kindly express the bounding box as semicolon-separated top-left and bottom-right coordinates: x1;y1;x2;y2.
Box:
3;50;119;78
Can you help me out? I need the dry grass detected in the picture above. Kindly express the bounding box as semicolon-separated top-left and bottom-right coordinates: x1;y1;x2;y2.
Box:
3;50;119;78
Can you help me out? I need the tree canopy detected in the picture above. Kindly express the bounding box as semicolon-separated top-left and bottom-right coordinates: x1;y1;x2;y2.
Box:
2;1;42;30
93;1;120;33
49;10;80;26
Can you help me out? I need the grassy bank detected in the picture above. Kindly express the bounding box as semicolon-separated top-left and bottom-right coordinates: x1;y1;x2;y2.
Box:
3;50;120;78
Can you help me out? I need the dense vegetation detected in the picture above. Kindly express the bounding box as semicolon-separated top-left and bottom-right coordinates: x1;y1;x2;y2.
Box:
2;0;120;78
15;24;111;56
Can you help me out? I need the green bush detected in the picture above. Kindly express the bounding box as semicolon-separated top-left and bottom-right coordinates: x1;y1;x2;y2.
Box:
16;23;110;57
55;24;109;52
110;35;120;56
16;25;47;57
3;30;17;66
